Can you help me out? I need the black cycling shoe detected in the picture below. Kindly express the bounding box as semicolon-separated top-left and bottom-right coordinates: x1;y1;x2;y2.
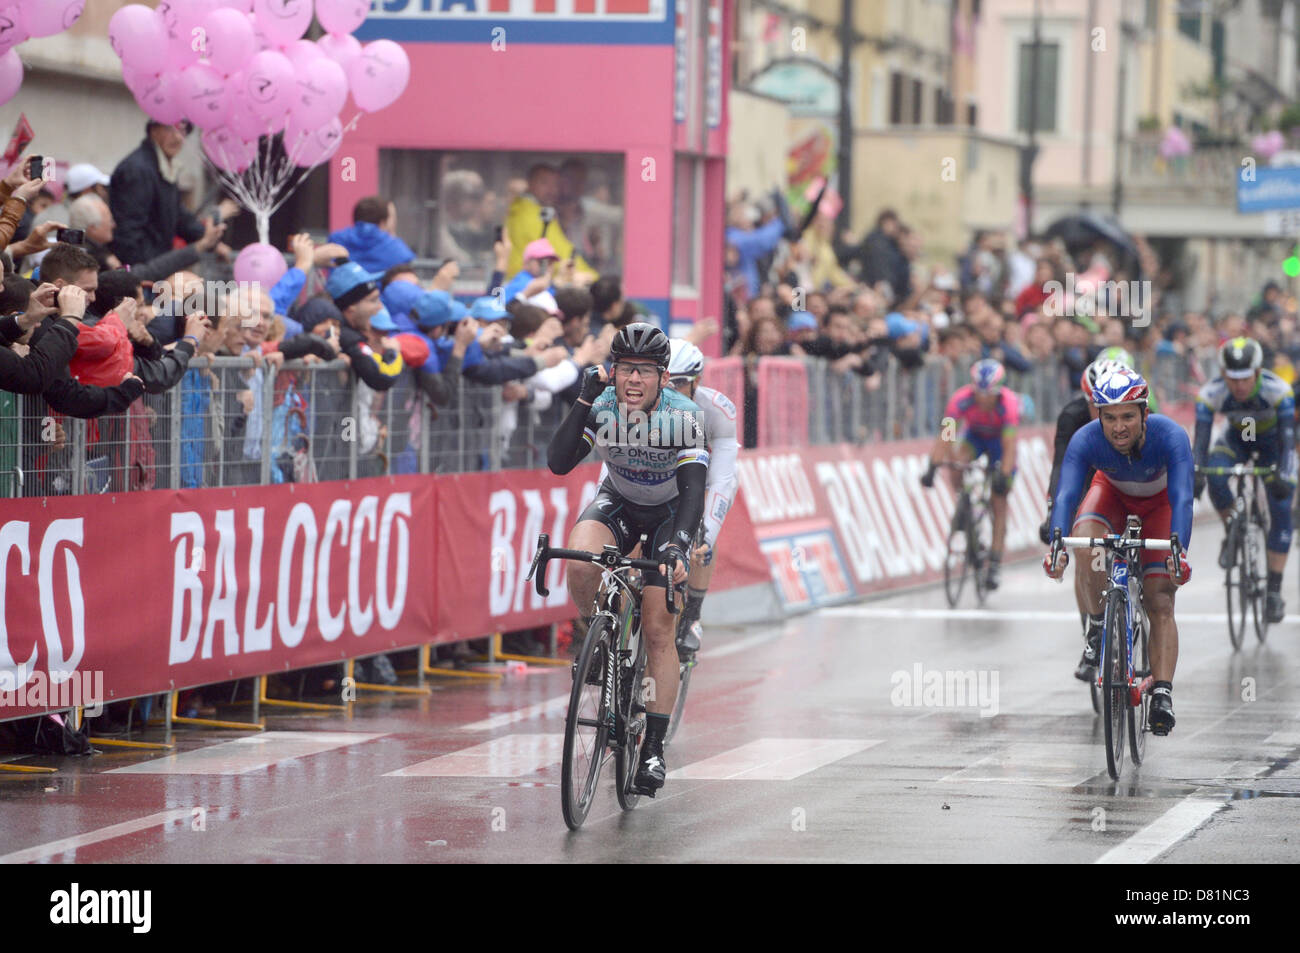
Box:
984;560;1001;591
1149;687;1175;736
676;621;701;661
632;741;667;797
1218;534;1234;570
1266;591;1286;624
1074;624;1102;682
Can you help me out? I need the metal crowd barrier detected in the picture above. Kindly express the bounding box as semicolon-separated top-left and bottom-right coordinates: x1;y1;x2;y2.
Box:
0;350;1206;497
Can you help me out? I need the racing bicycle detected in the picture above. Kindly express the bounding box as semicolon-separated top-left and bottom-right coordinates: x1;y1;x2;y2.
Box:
1051;519;1183;780
941;459;993;608
1196;463;1273;650
526;533;677;831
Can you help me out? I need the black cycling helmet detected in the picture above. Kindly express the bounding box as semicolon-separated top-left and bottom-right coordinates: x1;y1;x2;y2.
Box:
610;322;671;369
1219;336;1263;380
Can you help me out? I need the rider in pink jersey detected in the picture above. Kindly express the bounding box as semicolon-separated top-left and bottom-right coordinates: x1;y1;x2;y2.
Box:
920;359;1020;590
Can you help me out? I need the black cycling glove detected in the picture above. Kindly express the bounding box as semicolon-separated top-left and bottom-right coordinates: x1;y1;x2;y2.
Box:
578;365;610;404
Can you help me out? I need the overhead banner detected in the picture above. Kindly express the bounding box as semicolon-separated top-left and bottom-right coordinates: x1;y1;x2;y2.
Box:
0;476;435;720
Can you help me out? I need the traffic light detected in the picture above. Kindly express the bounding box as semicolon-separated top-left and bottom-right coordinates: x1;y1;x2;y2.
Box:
1286;247;1300;278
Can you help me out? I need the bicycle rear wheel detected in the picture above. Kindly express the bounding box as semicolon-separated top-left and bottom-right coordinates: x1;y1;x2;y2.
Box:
1128;607;1150;765
943;506;970;608
1102;588;1128;780
561;615;613;831
614;615;647;812
1225;520;1247;651
970;512;990;608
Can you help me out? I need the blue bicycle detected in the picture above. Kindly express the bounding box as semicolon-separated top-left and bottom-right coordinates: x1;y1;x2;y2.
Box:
1051;518;1184;780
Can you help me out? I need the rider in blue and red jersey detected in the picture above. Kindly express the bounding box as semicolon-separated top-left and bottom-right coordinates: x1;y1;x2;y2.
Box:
1044;367;1193;736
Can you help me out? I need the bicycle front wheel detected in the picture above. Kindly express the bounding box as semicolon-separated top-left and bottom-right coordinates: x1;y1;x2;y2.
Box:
614;617;647;812
943;505;970;608
664;656;694;747
1225;521;1247;652
561;615;613;831
1247;522;1269;644
1128;607;1150;766
1102;588;1128;781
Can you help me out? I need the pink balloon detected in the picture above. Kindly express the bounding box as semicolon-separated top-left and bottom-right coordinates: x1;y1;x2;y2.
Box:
202;7;257;76
121;64;159;99
317;33;361;72
234;242;288;287
292;57;347;130
284;114;343;169
252;0;311;45
246;11;269;51
347;40;410;113
179;62;232;129
159;0;221;71
202;127;256;173
23;0;83;38
0;48;21;107
110;5;169;69
218;0;254;10
314;0;369;35
135;71;187;126
223;74;273;140
0;4;29;56
283;37;323;73
243;48;294;120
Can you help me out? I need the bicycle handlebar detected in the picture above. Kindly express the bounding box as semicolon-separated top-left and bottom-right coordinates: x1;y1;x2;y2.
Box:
525;533;679;614
1049;528;1184;575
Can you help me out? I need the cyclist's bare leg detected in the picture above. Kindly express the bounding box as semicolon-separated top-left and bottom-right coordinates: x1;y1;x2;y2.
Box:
687;551;714;590
565;520;617;615
991;493;1007;555
1142;575;1178;684
1267;550;1288;574
946;442;974;494
1073;517;1109;615
640;584;683;717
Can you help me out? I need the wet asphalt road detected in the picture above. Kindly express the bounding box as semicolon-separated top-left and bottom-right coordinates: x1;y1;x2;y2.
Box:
1;517;1297;864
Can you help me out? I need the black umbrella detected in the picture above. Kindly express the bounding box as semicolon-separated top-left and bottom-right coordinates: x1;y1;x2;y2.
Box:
1044;213;1143;279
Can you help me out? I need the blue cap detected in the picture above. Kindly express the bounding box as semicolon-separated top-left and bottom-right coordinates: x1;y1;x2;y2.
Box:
788;310;818;333
296;297;343;333
413;290;453;329
381;280;424;320
886;311;919;338
326;262;384;308
450;300;469;323
369;306;397;332
469;295;509;321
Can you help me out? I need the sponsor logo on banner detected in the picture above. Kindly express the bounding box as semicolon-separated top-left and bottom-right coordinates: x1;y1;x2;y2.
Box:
736;454;818;524
0;517;88;697
760;530;854;610
167;492;415;666
488;480;599;618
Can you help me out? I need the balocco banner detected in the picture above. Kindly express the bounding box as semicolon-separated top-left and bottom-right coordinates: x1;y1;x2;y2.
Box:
434;463;776;640
738;428;1056;607
0;476;434;720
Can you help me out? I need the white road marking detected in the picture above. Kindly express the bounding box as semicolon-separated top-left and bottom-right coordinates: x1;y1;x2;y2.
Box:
820;606;1277;624
0;808;197;864
457;695;570;732
456;628;784;732
386;733;565;777
668;738;880;781
941;744;1098;786
106;732;385;775
1094;798;1227;864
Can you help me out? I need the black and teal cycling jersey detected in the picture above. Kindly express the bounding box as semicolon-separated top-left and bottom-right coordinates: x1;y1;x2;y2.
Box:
578;387;711;507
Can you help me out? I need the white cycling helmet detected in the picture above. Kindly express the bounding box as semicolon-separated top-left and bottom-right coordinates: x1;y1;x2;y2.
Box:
668;339;705;379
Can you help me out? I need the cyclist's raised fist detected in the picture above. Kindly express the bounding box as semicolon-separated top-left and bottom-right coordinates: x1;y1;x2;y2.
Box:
578;365;610;404
919;463;936;488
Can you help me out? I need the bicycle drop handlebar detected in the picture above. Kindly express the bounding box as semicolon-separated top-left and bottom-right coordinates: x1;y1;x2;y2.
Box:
1049;527;1184;569
1194;464;1276;477
525;533;679;614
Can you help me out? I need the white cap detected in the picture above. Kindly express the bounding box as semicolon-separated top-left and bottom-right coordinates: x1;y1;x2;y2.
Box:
526;290;560;315
65;163;110;196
